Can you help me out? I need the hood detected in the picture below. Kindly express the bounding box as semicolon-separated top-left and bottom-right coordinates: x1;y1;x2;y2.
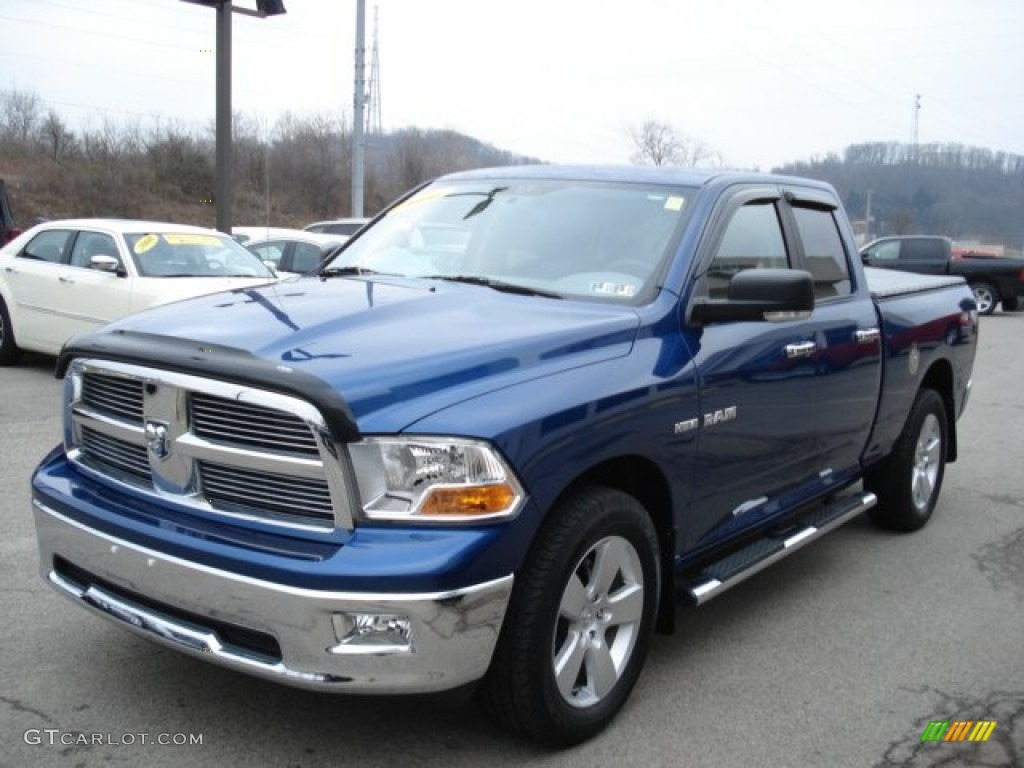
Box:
89;276;640;432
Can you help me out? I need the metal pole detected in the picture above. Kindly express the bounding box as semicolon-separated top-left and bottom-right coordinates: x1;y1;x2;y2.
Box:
215;1;233;233
352;0;366;218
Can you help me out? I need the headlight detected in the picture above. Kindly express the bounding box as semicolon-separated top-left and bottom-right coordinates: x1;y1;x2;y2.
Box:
349;437;523;522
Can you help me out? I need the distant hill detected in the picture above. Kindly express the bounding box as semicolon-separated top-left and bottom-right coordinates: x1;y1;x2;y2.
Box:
775;142;1024;253
0;87;540;228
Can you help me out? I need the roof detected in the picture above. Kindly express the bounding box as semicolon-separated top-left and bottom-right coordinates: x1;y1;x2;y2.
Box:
29;218;227;235
438;164;836;192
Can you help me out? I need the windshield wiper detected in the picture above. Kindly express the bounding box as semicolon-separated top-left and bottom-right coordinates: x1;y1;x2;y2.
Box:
318;265;392;279
423;275;562;299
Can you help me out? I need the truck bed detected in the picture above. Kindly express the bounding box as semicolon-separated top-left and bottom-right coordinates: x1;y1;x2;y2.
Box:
865;265;966;299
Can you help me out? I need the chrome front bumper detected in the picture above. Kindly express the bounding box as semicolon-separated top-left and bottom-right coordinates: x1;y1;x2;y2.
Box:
33;500;513;693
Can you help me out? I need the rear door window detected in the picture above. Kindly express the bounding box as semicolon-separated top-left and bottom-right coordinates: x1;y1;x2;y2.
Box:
791;206;852;300
22;230;74;263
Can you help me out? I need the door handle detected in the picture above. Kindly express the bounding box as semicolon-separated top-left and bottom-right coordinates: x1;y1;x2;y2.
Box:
58;276;74;284
784;341;817;359
855;327;880;344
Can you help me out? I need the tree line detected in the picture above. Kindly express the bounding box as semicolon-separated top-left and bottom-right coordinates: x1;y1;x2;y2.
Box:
776;142;1024;249
5;88;1022;251
0;88;537;228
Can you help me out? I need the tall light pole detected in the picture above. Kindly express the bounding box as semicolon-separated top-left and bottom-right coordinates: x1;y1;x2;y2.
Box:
215;2;232;233
181;1;287;233
352;0;366;218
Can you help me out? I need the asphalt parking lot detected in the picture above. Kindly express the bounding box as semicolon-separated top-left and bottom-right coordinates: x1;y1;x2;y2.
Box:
1;316;1022;768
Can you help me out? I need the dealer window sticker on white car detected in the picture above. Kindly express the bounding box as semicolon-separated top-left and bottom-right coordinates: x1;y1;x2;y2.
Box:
591;281;638;297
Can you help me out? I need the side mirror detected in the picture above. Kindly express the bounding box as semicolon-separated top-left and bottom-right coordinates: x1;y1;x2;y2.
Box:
690;268;814;324
89;254;124;275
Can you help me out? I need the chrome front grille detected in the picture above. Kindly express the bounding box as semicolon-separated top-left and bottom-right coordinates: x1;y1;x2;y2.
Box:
65;359;354;532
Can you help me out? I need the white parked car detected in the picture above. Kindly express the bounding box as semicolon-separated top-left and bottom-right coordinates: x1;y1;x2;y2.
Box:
303;217;369;237
244;229;348;276
231;225;306;244
0;219;278;364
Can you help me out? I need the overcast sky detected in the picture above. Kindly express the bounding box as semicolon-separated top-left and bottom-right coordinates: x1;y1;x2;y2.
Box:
2;0;1023;171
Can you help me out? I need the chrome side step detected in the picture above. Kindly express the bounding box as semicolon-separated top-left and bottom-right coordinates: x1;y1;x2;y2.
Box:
680;491;876;606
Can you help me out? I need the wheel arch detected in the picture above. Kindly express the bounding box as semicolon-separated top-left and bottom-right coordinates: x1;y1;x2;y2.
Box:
550;455;677;634
920;358;957;462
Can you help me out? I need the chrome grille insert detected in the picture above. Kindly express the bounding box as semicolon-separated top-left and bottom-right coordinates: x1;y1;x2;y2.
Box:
199;461;334;524
191;393;319;456
64;359;354;532
80;425;152;482
81;372;144;424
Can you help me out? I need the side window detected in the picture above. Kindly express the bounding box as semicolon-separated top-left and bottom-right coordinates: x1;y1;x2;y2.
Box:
70;232;119;268
291;242;323;272
21;230;74;264
248;241;285;267
866;241;899;261
791;206;852;300
707;202;787;299
901;239;943;260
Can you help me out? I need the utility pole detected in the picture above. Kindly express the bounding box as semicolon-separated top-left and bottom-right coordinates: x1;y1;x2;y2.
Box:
351;0;366;218
864;189;873;243
912;93;921;157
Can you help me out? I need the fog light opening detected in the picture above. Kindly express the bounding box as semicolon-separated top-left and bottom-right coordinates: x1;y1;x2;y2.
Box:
329;612;413;655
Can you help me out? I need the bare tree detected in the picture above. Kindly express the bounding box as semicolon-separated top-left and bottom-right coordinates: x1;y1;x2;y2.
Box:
628;118;721;167
629;119;681;166
38;109;77;162
0;88;42;147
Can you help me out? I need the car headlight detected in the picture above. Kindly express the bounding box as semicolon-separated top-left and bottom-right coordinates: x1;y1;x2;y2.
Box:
348;437;524;522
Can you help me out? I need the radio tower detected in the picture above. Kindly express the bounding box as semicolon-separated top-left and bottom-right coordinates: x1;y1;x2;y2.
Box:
366;5;382;136
912;94;921;148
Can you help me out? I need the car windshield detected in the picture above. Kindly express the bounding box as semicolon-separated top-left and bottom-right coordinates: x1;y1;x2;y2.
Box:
321;180;692;302
124;232;276;278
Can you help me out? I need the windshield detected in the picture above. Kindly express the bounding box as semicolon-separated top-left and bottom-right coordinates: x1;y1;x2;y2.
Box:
124;232;276;278
323;179;692;302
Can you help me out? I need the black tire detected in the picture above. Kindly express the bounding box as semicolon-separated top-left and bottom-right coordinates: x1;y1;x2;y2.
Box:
865;388;948;532
1001;296;1020;312
970;281;998;315
478;486;660;747
0;297;22;366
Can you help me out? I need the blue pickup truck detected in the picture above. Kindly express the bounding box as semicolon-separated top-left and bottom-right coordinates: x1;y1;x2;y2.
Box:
31;166;977;746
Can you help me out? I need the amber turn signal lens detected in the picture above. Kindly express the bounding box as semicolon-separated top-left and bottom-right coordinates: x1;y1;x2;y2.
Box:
419;484;518;516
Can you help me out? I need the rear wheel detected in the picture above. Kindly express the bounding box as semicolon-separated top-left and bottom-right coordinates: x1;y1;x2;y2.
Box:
478;486;660;747
970;281;998;315
865;388;948;532
0;297;22;365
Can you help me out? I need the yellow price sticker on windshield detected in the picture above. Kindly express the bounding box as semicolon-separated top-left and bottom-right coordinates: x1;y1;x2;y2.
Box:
133;234;159;254
163;234;222;246
664;196;685;212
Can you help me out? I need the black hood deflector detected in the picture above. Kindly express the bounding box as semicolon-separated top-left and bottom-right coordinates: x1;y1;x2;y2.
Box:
57;330;360;444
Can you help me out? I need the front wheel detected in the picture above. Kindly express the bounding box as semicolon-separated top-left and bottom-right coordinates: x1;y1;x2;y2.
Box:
478;486;660;747
970;281;998;315
865;388;948;532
